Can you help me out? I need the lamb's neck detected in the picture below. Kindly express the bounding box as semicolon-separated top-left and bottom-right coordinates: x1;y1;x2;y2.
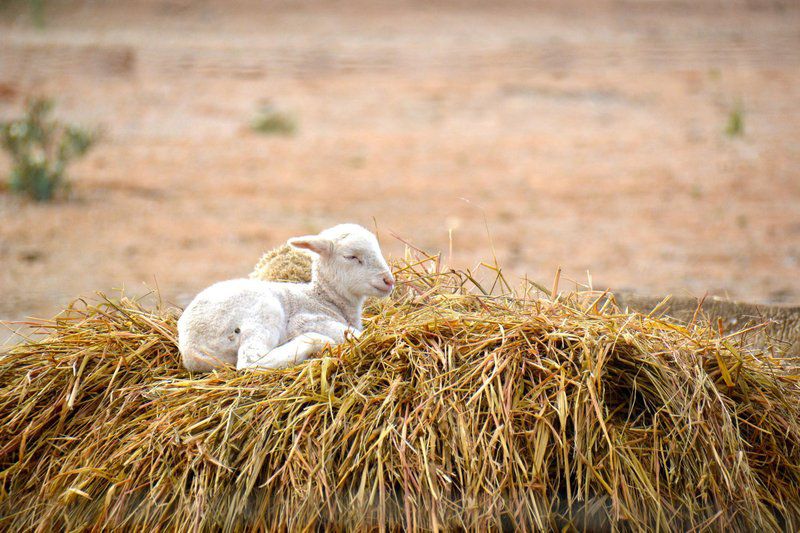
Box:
309;271;364;330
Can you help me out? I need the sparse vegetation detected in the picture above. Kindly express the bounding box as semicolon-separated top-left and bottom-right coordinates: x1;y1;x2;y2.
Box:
251;104;296;136
28;0;44;27
0;0;45;27
0;98;95;201
726;102;744;137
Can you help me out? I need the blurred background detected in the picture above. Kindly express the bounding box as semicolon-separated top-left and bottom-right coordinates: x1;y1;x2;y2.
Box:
1;0;799;332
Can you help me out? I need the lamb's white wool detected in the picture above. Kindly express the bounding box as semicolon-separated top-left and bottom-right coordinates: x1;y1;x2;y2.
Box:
178;224;394;371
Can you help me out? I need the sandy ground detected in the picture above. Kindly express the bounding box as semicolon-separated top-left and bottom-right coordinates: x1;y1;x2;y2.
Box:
1;0;799;342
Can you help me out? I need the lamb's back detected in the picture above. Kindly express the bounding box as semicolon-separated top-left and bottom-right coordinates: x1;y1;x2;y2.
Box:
179;279;284;342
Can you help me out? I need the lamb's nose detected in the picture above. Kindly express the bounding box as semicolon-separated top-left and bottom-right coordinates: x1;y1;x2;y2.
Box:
383;273;395;288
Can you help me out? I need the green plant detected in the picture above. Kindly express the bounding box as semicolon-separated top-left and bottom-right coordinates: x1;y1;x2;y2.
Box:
0;0;45;27
251;104;296;136
0;98;95;201
29;0;44;27
725;103;744;137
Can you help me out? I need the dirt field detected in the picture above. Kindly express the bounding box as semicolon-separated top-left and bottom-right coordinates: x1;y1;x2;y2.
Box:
1;0;799;340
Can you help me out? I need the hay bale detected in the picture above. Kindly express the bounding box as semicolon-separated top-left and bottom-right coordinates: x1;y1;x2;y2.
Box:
1;255;800;531
614;292;800;355
250;244;800;355
250;244;312;283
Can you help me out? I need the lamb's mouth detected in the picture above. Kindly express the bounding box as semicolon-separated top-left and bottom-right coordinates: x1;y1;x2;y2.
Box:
371;284;392;294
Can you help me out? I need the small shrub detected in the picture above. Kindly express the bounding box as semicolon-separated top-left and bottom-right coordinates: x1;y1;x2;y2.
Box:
251;105;296;136
29;0;44;27
0;0;46;27
0;98;96;201
725;103;744;137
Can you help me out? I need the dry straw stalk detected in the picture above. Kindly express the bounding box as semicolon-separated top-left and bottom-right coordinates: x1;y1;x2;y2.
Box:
1;252;799;531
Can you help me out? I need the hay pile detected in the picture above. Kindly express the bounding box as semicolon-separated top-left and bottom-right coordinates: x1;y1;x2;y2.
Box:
1;253;800;531
251;244;312;283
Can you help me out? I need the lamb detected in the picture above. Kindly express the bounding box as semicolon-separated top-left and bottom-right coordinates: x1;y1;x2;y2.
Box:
178;224;394;371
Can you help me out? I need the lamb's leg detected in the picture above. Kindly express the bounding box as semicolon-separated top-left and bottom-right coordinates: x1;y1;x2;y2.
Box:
236;329;278;370
253;333;335;370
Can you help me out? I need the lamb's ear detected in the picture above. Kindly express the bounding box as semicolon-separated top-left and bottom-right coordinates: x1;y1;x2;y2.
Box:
288;236;334;257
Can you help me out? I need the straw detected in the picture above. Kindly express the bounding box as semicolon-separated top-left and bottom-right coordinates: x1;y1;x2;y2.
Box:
1;251;799;531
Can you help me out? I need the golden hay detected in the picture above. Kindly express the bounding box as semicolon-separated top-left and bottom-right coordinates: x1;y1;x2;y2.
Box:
250;244;312;283
1;253;800;531
251;242;800;355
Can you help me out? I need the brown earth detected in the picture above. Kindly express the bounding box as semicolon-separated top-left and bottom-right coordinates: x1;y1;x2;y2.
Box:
1;0;799;344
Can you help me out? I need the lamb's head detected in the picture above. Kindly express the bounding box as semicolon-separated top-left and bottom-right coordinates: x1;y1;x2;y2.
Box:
288;224;394;299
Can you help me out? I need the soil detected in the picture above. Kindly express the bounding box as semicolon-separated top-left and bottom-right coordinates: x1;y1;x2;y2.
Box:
1;0;799;343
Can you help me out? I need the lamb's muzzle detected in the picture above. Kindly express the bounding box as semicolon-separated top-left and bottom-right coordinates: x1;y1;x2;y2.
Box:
178;223;392;371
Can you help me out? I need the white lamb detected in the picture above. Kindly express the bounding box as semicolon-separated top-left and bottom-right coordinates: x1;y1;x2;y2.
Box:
178;224;394;371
